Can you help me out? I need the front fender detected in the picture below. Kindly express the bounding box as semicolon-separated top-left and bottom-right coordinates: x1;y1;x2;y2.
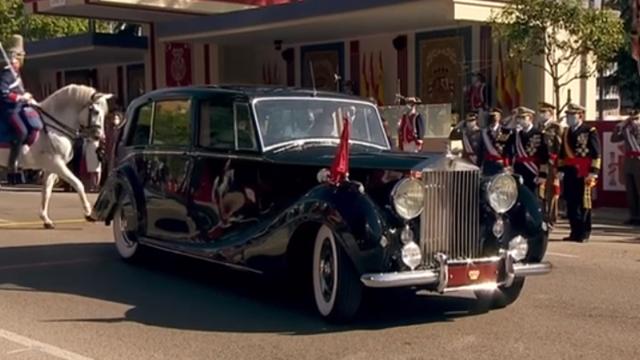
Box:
508;183;549;261
289;181;392;274
91;166;145;227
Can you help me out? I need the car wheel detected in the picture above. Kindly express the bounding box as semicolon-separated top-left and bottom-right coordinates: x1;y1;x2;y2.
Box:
312;224;362;322
112;183;144;261
474;277;525;310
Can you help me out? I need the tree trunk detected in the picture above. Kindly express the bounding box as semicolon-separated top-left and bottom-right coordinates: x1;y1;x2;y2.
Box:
554;78;561;119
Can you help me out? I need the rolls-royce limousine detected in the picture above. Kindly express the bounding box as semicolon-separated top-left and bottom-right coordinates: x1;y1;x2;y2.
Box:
92;85;552;322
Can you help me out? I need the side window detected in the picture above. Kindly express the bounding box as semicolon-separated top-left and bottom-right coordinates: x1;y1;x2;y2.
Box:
235;103;257;150
199;100;235;150
152;99;192;146
130;103;152;146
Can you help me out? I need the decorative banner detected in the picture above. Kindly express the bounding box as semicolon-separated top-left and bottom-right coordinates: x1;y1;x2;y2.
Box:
602;131;626;192
301;43;344;92
418;36;461;107
165;42;192;87
588;121;628;208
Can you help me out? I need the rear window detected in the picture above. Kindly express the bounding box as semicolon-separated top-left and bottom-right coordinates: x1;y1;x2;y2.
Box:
152;99;192;146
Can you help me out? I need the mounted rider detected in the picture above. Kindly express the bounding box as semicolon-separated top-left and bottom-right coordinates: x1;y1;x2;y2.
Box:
1;34;43;185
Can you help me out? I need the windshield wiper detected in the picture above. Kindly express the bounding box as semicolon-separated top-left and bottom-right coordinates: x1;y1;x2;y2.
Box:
270;139;335;154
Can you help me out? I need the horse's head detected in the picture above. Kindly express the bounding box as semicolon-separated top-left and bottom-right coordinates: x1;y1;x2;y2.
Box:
78;92;114;140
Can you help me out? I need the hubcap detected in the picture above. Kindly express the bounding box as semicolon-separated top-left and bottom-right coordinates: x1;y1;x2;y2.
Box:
118;208;135;247
319;237;335;302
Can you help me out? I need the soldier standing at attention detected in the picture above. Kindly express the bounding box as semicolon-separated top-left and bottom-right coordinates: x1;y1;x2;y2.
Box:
449;112;482;166
480;107;513;176
539;102;563;227
610;111;640;226
558;104;601;242
397;97;425;152
511;107;549;194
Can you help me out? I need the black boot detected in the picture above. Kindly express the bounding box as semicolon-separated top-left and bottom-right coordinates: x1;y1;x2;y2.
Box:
7;141;24;185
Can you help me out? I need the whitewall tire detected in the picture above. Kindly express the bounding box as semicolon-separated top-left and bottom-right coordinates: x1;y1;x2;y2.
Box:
312;224;362;322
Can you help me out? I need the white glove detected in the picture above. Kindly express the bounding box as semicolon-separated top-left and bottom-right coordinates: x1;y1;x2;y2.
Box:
22;92;33;101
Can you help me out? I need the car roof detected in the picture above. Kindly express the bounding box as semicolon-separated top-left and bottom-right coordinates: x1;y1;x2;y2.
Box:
135;84;367;103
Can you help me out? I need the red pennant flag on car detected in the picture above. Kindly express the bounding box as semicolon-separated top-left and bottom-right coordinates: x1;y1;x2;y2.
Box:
329;115;350;185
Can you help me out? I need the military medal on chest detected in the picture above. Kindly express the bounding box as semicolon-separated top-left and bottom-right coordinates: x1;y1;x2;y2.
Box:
576;133;589;156
526;134;541;156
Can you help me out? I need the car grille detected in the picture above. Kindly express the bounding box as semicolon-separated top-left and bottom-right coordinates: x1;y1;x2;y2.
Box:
420;169;481;266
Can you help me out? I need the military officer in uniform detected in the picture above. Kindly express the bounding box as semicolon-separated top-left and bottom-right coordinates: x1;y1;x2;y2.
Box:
539;102;563;227
449;112;482;166
511;106;549;194
558;103;601;242
479;107;513;175
611;111;640;225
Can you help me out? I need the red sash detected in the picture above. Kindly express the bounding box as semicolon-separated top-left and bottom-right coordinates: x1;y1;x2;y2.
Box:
515;131;538;175
564;158;591;177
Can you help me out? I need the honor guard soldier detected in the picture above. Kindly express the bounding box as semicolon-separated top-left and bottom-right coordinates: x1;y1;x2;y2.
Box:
397;97;425;152
611;111;640;225
480;107;513;175
539;102;563;227
449;112;482;166
558;103;601;242
512;106;549;193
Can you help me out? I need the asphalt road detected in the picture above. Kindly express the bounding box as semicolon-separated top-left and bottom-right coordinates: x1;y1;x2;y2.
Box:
0;189;639;360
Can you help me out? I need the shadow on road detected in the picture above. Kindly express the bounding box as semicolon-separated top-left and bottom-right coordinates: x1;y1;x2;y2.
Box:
0;242;485;334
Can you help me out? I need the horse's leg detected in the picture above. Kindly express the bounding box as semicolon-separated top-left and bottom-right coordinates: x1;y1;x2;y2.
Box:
53;159;93;221
40;172;59;229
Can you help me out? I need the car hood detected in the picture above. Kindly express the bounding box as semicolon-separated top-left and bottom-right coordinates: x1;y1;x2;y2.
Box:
263;144;473;172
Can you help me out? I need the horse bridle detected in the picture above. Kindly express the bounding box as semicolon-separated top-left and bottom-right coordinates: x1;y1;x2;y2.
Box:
37;91;103;140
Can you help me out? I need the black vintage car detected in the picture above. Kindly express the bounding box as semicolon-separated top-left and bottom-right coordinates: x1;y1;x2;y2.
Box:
93;85;551;322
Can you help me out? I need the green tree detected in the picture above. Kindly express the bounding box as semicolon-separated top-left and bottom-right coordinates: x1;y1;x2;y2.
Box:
610;0;640;109
0;0;91;44
490;0;624;117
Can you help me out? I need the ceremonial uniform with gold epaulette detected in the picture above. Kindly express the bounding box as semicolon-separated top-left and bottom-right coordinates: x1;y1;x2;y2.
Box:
539;102;563;226
511;107;549;194
480;107;513;176
558;104;601;242
449;112;482;166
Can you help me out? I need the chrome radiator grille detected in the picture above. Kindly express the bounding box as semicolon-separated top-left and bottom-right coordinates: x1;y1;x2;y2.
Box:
420;170;481;266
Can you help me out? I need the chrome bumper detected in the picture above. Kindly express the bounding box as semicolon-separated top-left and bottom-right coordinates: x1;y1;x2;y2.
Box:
360;252;552;291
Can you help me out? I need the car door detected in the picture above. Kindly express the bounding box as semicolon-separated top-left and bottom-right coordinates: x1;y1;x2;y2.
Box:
142;96;197;242
187;94;263;247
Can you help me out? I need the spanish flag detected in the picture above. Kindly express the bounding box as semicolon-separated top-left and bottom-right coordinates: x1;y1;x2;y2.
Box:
360;55;369;97
377;51;385;105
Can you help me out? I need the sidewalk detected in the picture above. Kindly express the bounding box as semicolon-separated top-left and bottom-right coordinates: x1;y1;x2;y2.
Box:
592;207;628;224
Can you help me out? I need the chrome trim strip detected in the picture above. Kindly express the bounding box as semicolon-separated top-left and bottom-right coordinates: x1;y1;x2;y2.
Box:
360;270;439;288
435;253;448;293
513;262;552;277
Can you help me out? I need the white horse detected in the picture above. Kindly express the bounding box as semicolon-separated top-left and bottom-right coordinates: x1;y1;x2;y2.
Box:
0;84;113;228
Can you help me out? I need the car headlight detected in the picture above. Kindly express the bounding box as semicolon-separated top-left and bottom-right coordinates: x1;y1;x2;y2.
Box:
391;178;424;220
487;173;518;214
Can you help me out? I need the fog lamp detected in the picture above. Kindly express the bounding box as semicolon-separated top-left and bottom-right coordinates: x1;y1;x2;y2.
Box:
401;242;422;270
400;225;414;244
493;218;505;238
508;235;528;262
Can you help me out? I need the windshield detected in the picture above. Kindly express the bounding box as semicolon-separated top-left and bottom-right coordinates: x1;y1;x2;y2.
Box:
253;98;389;149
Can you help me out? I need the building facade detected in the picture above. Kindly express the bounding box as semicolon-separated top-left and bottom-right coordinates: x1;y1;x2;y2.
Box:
23;0;598;130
